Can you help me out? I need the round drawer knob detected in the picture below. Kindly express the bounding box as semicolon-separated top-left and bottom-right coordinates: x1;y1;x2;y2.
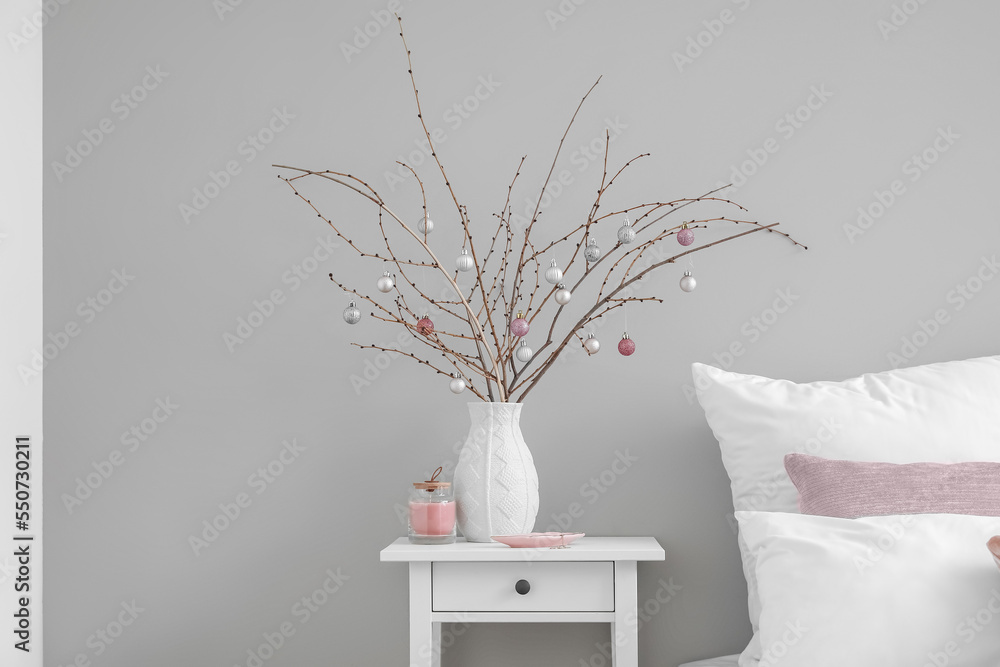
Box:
515;579;530;595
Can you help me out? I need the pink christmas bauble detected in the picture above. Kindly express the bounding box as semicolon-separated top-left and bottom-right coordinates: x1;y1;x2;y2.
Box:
618;337;636;356
510;317;530;337
677;228;695;246
417;318;434;335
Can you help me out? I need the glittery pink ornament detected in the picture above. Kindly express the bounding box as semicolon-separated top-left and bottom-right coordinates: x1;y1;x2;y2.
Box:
618;333;635;356
417;317;434;335
677;225;695;246
510;311;530;337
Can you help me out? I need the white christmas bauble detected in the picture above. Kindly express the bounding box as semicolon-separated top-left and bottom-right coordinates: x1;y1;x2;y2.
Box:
584;238;601;262
584;334;600;354
515;340;534;363
680;271;697;293
343;301;361;325
544;259;563;284
617;218;636;244
456;248;474;272
417;215;433;234
377;271;395;293
554;284;572;305
449;376;466;394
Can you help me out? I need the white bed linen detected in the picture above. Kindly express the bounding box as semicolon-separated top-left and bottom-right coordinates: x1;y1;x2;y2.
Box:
679;655;739;667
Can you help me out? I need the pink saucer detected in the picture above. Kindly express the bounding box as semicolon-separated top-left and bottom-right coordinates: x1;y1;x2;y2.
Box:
491;532;585;548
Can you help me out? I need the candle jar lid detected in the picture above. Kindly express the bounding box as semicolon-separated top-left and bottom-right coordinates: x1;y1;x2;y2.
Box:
412;466;451;491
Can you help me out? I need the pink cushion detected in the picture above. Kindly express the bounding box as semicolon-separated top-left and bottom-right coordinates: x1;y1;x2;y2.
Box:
784;453;1000;519
990;536;1000;572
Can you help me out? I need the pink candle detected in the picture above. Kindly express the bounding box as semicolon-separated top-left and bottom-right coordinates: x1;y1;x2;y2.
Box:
409;501;455;536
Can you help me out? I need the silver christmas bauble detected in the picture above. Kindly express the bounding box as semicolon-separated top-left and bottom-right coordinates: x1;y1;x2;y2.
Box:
583;333;600;354
343;300;361;325
376;271;395;293
617;218;636;244
680;271;697;293
515;340;534;363
584;238;601;262
417;215;434;234
544;259;563;284
554;283;572;305
455;248;475;272
449;375;466;394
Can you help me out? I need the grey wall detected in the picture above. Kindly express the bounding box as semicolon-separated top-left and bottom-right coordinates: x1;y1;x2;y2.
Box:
44;1;999;666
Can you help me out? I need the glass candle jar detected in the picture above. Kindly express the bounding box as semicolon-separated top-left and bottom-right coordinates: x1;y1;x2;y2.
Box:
408;467;456;545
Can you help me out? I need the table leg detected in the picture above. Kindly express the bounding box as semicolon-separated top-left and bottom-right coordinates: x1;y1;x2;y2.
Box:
612;560;639;666
409;562;433;667
431;622;442;667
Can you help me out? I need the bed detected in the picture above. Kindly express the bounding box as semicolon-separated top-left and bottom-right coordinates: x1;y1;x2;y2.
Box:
686;354;1000;667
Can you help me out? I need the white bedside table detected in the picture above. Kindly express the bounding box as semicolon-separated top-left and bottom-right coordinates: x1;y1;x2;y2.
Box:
380;536;665;666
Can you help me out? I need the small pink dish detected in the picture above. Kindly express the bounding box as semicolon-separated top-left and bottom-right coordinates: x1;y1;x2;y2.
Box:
491;532;585;548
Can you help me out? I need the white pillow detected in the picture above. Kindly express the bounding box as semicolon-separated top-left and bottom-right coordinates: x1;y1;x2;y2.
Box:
692;355;1000;666
737;511;1000;667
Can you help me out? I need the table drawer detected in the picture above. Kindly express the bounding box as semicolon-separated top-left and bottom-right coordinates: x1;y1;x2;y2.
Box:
432;561;614;612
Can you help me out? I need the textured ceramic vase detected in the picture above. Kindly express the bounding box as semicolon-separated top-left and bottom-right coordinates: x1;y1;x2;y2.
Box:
453;402;539;542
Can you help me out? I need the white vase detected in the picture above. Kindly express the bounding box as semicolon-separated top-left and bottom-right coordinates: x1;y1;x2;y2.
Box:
453;402;539;542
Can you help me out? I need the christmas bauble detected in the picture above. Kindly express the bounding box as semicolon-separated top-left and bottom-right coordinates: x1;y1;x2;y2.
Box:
515;340;534;363
417;215;434;234
544;259;563;284
584;333;600;354
376;271;395;293
680;271;697;292
343;301;361;325
449;375;466;394
584;238;602;262
617;218;636;244
677;225;694;246
618;333;636;356
455;248;474;272
554;284;572;305
417;316;434;335
510;311;530;337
